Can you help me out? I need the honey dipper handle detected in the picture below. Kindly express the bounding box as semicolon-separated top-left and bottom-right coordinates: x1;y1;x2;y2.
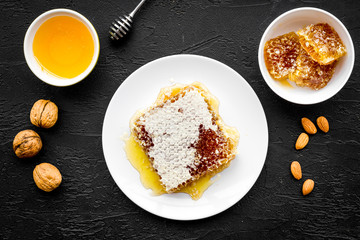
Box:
129;0;147;18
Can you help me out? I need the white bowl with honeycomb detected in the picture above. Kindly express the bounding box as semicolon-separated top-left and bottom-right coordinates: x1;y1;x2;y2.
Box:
258;7;355;105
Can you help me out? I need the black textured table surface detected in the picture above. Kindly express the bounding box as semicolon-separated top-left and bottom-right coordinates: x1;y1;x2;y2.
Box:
1;0;359;239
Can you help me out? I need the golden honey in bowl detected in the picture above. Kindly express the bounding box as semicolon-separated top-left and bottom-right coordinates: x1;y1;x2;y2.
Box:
33;16;94;79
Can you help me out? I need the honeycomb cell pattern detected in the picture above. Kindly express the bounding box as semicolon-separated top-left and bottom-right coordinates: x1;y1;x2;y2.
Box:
132;85;237;192
264;32;301;81
297;23;346;65
289;49;337;90
264;23;346;90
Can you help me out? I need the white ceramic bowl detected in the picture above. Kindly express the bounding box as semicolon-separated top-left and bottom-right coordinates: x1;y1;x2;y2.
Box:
258;7;355;105
24;9;100;87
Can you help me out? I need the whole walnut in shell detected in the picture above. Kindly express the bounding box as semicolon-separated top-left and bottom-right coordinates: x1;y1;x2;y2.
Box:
30;99;58;128
33;163;62;192
13;130;42;158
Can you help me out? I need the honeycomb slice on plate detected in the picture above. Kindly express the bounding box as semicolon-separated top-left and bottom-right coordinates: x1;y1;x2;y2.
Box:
264;32;301;81
289;49;337;90
297;23;346;65
130;82;239;193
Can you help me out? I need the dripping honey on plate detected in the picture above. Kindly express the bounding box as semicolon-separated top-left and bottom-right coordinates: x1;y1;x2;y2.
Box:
124;134;230;200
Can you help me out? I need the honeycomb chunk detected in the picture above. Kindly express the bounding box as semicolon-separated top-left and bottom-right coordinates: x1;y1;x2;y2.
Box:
131;83;239;192
264;32;301;81
289;49;337;90
297;23;346;65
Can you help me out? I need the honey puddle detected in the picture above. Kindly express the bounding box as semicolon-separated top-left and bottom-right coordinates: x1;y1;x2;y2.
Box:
278;79;294;88
124;134;229;200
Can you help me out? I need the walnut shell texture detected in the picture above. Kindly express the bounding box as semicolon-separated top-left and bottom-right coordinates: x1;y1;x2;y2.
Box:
13;130;42;158
30;99;58;128
33;163;62;192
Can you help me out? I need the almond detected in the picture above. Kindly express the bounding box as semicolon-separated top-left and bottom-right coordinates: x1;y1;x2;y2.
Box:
317;116;329;133
290;161;302;180
295;133;309;150
301;117;317;134
302;179;315;195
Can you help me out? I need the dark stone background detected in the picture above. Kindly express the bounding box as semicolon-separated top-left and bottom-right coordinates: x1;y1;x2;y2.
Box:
0;0;359;239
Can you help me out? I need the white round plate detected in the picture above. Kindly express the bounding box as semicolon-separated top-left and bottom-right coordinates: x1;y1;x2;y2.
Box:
258;7;355;105
102;54;268;220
